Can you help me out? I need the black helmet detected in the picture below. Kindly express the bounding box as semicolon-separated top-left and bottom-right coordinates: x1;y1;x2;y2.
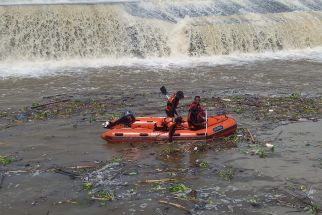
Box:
176;91;184;99
122;110;135;117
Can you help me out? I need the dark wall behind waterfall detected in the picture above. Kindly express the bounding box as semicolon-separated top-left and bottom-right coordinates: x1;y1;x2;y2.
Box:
1;0;322;61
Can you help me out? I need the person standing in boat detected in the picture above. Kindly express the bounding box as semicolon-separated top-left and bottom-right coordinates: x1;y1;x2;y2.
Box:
165;91;184;117
188;96;206;129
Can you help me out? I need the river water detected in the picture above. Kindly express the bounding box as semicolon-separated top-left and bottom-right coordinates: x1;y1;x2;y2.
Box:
1;0;322;106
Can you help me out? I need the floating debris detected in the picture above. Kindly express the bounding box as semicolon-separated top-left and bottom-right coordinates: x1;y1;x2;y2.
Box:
168;183;189;193
159;200;191;213
218;166;234;181
53;168;80;179
82;182;94;191
0;155;16;165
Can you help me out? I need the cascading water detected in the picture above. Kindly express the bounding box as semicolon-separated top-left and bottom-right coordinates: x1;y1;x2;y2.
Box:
1;0;322;77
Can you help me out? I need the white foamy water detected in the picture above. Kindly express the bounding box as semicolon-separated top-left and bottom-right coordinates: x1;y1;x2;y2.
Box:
1;0;322;78
1;47;322;79
0;0;138;5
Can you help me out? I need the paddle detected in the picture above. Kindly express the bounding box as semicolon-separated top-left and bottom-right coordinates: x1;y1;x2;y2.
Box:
205;110;208;144
160;86;169;99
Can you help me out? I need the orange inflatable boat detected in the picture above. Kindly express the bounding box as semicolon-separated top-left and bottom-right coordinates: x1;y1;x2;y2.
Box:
101;115;237;143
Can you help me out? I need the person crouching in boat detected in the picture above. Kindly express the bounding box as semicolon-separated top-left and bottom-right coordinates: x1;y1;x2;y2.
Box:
188;96;206;129
165;91;184;117
103;111;135;129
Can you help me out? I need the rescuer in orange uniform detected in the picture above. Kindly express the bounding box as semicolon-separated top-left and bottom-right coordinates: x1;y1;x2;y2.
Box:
164;91;184;117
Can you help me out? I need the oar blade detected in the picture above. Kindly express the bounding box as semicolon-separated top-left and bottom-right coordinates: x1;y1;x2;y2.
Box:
160;86;168;95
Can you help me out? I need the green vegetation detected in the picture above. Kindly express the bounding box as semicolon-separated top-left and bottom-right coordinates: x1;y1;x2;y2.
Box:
159;146;184;160
82;182;94;191
199;160;209;168
290;93;301;100
0;155;15;165
95;191;114;201
168;184;189;193
0;111;8;118
112;155;123;163
218;166;234;181
223;133;240;144
151;183;166;191
244;144;274;158
2;95;321;130
255;148;267;158
31;102;40;108
248;197;261;207
234;106;245;114
33;111;49;120
305;204;321;215
111;113;121;119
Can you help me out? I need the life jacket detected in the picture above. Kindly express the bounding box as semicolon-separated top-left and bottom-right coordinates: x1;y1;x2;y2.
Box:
154;117;183;131
165;94;179;112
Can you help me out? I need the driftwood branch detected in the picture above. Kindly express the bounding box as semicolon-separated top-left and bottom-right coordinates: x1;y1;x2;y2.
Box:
31;99;70;109
53;168;79;179
141;178;176;183
246;128;255;143
159;200;191;213
68;165;97;169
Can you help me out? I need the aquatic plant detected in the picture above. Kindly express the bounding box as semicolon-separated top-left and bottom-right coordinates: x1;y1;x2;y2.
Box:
82;182;94;191
223;132;240;144
199;160;209;168
234;106;245;114
95;191;114;201
0;111;8;118
111;113;121;119
248;197;261;207
112;155;123;163
31;102;40;108
159;146;184;160
0;155;15;165
218;166;234;181
256;148;267;158
33;111;49;120
290;93;301;100
168;184;189;193
305;204;321;215
151;183;166;191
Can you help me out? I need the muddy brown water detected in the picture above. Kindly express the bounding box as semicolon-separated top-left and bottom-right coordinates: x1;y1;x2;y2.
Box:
1;59;322;215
